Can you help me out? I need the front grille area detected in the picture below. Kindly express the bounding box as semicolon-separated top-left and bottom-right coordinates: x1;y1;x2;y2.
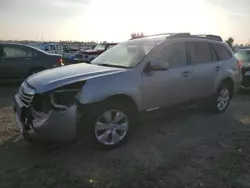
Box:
19;83;35;108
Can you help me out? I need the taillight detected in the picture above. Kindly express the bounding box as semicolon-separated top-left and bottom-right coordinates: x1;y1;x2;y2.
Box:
237;60;242;69
57;58;64;65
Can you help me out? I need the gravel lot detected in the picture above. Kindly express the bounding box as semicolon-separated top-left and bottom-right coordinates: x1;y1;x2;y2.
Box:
1;85;250;188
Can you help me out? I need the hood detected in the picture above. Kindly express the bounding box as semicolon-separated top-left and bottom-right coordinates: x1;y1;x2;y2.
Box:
26;63;126;93
83;49;104;55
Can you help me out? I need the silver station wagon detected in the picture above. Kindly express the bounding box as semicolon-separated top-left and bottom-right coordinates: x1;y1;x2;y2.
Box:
14;33;242;148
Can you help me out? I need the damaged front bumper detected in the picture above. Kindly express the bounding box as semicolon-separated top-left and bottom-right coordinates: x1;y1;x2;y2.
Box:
14;94;77;143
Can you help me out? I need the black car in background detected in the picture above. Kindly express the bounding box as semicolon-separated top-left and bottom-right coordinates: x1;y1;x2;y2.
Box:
235;49;250;88
0;43;63;82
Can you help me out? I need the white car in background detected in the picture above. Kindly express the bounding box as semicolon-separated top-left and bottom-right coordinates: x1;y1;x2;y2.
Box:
74;43;118;63
40;43;64;56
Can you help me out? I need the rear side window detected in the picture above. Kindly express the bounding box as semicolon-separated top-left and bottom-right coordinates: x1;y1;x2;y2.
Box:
153;42;186;68
51;45;56;50
213;44;232;60
3;46;27;58
57;45;62;50
44;45;51;51
187;42;212;64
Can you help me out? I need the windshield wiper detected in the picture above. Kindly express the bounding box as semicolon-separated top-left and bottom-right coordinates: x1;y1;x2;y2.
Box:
97;63;127;68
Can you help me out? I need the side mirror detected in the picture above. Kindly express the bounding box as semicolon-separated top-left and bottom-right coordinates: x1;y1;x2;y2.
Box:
147;60;169;71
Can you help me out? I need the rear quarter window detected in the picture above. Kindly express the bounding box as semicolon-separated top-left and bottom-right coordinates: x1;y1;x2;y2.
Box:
213;44;232;60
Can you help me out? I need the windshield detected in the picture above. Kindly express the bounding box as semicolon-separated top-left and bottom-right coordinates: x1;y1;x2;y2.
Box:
91;41;161;68
94;44;107;51
235;51;250;62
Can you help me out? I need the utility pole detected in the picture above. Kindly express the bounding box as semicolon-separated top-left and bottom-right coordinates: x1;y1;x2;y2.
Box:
41;31;44;41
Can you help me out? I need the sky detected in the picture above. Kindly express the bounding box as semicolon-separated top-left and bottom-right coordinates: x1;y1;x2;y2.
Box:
1;0;250;44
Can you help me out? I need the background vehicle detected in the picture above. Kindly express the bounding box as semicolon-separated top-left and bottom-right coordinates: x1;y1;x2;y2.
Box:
62;46;79;61
235;49;250;89
74;42;117;63
0;43;63;81
13;33;242;149
40;43;64;56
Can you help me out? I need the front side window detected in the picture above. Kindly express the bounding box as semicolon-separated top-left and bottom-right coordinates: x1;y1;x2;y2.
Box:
3;46;27;58
92;41;161;68
235;51;250;62
213;44;232;60
187;42;212;64
153;42;186;68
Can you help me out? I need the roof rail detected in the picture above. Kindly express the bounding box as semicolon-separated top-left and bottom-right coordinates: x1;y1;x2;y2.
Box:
167;33;223;41
168;33;191;38
130;33;223;42
129;33;173;40
192;34;222;41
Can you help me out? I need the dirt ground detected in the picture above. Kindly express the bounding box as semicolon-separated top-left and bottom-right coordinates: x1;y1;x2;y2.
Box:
1;85;250;188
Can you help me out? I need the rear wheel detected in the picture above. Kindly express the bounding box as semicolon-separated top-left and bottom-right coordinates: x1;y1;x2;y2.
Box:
210;82;232;113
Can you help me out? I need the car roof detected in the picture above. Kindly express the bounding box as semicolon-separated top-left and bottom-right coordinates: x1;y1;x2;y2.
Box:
0;42;33;47
0;42;48;54
236;48;250;52
128;36;226;46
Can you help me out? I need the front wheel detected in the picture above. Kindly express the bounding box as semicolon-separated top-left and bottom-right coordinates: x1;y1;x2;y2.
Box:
82;102;134;148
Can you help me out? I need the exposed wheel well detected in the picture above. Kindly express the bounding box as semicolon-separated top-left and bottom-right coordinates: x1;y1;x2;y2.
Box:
105;94;138;114
220;78;234;97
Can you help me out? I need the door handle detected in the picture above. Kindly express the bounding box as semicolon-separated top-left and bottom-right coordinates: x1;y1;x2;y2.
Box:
182;71;190;77
215;66;221;72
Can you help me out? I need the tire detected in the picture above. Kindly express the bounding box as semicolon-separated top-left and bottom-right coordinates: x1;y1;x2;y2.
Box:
80;101;135;149
209;82;232;113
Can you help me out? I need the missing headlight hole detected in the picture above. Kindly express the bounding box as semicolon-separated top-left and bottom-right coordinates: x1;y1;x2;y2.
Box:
31;81;85;113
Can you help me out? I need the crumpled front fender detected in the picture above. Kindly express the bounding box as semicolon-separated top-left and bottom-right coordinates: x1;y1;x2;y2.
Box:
32;105;77;142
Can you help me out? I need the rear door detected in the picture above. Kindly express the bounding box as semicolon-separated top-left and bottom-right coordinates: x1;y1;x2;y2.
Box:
0;45;35;79
187;42;220;99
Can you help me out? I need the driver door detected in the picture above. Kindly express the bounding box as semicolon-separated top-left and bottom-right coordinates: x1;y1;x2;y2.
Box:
142;42;192;111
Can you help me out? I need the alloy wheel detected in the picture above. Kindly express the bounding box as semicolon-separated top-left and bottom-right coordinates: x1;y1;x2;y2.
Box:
217;88;230;111
94;110;129;146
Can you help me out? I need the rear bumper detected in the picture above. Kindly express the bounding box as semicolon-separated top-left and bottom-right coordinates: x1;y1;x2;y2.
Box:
13;94;77;142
